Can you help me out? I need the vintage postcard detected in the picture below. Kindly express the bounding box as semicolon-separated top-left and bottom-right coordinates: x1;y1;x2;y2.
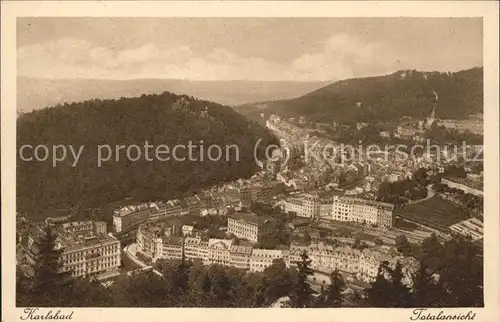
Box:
2;1;499;322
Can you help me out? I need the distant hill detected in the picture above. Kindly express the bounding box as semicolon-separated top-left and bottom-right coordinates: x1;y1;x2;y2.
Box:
17;92;277;218
17;77;328;113
235;67;483;123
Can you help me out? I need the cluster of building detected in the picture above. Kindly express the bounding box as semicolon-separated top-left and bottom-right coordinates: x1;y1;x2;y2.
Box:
277;171;310;191
265;114;308;154
113;195;205;233
18;220;121;280
279;192;395;228
288;243;419;286
267;115;375;189
386;112;482;142
135;217;418;285
136;211;275;257
282;193;322;218
112;178;284;234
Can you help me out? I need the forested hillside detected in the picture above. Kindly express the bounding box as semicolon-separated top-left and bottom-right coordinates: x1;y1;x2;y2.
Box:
236;67;483;123
17;92;277;218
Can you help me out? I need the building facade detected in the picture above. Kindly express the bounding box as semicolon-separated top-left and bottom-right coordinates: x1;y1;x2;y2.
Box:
159;236;184;261
250;249;288;272
198;240;210;265
331;196;395;227
136;222;173;259
227;212;273;243
113;208;150;233
182;225;195;236
287;243;418;286
59;234;121;279
208;239;233;266
184;237;202;261
229;245;253;270
94;221;107;235
283;193;321;218
131;221;420;286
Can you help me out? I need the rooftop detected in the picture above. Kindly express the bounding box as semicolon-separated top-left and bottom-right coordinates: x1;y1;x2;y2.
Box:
162;236;184;245
230;245;253;254
184;237;202;245
335;196;395;211
252;248;288;257
229;212;275;227
139;221;171;237
61;234;119;253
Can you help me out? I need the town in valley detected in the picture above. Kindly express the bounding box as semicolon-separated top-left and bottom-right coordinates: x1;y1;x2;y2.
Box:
14;17;485;308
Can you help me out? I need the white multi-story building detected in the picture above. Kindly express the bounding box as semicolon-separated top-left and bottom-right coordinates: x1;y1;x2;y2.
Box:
182;225;195;236
21;222;120;280
229;245;253;270
160;236;184;261
331;196;394;227
208;239;233;266
250;249;288;272
136;221;172;259
94;221;107;235
59;234;121;279
198;240;210;265
184;237;202;261
283;193;321;218
227;212;273;243
130;220;420;286
113;207;150;233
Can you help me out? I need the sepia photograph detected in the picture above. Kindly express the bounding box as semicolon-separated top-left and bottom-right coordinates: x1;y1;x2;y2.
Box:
2;1;499;321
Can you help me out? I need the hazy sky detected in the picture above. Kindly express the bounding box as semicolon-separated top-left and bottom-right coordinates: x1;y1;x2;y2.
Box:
17;18;482;82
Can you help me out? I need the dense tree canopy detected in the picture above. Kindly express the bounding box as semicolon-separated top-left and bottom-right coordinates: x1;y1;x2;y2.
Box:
17;92;277;218
239;68;483;123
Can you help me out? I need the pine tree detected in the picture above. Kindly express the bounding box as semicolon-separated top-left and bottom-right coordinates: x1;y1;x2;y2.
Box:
288;251;314;308
315;269;345;307
411;263;443;307
395;235;412;256
421;232;443;270
31;226;73;306
366;262;393;307
367;260;415;307
388;262;411;307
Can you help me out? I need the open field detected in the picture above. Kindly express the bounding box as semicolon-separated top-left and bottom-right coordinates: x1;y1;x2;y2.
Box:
396;195;470;232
